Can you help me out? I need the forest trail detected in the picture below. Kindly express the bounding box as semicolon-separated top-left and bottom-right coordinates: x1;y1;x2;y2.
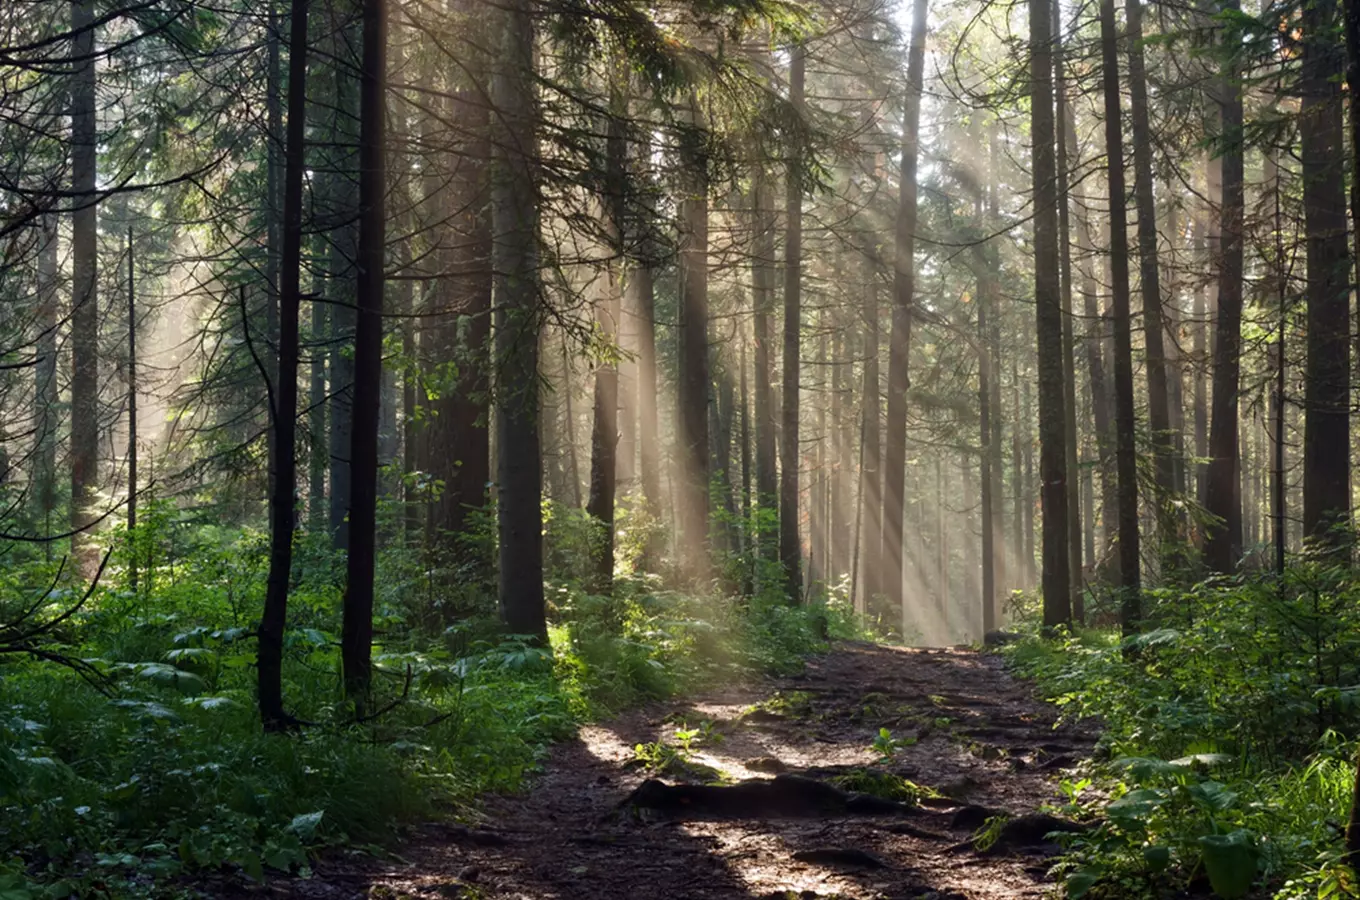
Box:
297;642;1096;899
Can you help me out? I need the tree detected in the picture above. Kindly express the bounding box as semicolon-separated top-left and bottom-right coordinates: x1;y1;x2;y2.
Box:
424;0;492;568
585;81;627;590
1203;0;1245;575
1035;0;1072;627
678;91;711;582
491;0;546;641
1126;0;1176;550
1299;0;1351;550
882;0;927;618
259;0;311;730
779;43;805;601
69;0;99;574
340;0;386;705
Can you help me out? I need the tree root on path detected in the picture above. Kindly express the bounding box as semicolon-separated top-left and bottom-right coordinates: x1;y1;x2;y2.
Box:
623;773;917;819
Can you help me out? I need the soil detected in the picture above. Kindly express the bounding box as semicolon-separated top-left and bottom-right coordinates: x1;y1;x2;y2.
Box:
251;641;1096;899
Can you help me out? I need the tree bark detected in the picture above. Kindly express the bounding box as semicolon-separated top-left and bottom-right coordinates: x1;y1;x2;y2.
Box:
69;0;99;575
678;92;711;581
1203;2;1245;574
341;0;386;706
1127;0;1176;553
1300;0;1352;549
585;86;626;591
323;0;361;552
425;5;491;566
1053;0;1082;619
127;233;138;592
780;43;806;600
752;173;778;558
859;240;881;602
1098;0;1139;628
259;0;309;729
883;0;928;616
491;0;546;641
35;216;58;543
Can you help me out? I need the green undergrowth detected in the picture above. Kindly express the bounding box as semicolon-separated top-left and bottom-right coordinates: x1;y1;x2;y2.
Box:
1002;563;1360;900
1;504;863;898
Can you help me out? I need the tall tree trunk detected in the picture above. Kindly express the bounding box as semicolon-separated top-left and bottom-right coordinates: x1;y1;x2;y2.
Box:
127;232;138;592
1076;205;1115;574
978;258;996;634
883;0;928;616
1203;3;1245;573
323;0;361;552
308;294;328;531
1098;0;1140;629
36;216;58;544
1127;0;1176;558
632;264;662;519
859;241;881;601
752;173;778;557
586;87;626;590
810;322;827;589
426;8;491;567
780;43;806;600
267;3;283;500
678;93;711;581
260;0;309;729
341;0;386;705
1053;0;1082;619
1300;0;1352;549
70;0;99;575
491;0;546;641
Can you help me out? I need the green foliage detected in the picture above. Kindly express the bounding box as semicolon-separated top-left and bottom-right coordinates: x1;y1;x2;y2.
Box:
1006;563;1360;899
870;727;917;763
2;497;843;896
831;769;934;804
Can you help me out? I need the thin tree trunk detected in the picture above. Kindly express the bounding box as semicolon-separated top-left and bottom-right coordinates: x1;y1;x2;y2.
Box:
1204;4;1245;573
324;0;360;552
860;242;881;601
752;173;778;558
632;264;662;518
1098;0;1140;628
780;44;806;600
260;0;309;729
678;92;711;581
1053;0;1082;620
341;0;386;706
883;0;928;616
492;0;546;641
36;216;58;547
586;89;626;591
426;6;491;566
1127;0;1176;555
127;232;138;592
70;0;99;575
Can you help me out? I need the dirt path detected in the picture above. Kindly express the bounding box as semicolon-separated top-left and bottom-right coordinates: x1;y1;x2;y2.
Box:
296;641;1095;899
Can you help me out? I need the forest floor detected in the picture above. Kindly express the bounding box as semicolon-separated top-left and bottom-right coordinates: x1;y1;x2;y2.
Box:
253;641;1097;899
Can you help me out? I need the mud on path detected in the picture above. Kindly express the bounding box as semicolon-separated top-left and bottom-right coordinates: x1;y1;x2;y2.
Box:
298;642;1096;899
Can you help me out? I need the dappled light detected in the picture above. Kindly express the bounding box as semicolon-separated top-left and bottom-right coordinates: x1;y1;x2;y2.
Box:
4;0;1360;893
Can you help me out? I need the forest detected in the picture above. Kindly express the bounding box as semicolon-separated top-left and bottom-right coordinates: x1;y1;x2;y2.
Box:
4;0;1360;895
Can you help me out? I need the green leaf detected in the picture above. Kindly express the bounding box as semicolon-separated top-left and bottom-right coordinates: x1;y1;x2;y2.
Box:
136;663;206;695
1143;844;1171;872
1198;831;1257;899
1105;788;1163;823
1065;869;1099;899
287;811;324;841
